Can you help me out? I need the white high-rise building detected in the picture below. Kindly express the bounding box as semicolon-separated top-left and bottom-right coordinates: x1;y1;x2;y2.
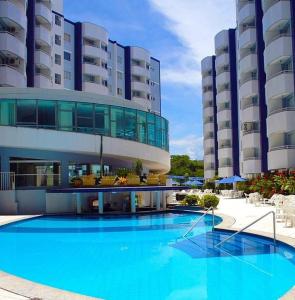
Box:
0;0;169;214
202;0;295;179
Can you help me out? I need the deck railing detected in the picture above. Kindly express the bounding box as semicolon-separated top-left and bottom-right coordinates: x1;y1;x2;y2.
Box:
0;172;15;191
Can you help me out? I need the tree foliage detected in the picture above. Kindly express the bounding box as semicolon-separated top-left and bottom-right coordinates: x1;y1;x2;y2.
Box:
169;155;204;177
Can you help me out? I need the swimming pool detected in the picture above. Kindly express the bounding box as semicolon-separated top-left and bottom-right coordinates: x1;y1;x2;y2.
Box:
0;212;295;299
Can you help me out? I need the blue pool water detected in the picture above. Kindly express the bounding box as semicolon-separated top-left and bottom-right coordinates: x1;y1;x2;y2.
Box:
0;213;295;299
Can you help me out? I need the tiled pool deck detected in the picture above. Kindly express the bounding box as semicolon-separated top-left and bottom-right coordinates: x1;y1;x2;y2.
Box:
0;197;295;299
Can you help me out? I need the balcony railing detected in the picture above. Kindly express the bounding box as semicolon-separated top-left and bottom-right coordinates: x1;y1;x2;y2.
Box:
265;32;291;48
266;69;293;82
270;145;295;151
0;172;15;191
268;106;295;116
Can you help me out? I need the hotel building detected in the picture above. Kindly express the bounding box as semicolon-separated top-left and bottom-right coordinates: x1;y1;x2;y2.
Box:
0;0;170;213
202;0;295;179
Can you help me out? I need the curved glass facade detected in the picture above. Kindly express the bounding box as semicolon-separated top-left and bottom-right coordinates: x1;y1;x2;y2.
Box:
0;98;169;151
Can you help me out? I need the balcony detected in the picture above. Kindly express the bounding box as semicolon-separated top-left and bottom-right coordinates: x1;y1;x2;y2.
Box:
264;35;292;67
204;138;215;148
215;53;229;69
131;80;150;94
82;63;108;78
217;109;231;123
0;0;26;30
242;130;260;148
265;72;294;100
239;53;257;73
267;110;295;136
35;2;52;26
201;56;213;73
35;25;51;46
83;45;108;61
238;1;255;24
83;81;108;95
216;90;231;103
131;64;150;78
216;72;230;88
203;106;214;118
241;105;260;123
203;90;214;102
204;169;216;180
268;146;295;170
204;122;214;133
0;65;25;87
239;27;256;49
242;159;261;174
0;32;25;60
202;75;213;87
34;73;51;88
35;49;51;69
218;128;232;141
239;79;258;98
215;30;229;52
263;1;291;34
218;166;233;178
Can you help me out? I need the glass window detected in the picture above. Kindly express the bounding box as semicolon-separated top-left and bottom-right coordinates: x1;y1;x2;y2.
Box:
55;15;61;26
64;51;71;61
55;34;61;46
16;100;37;126
38;100;56;128
110;107;124;138
55;73;61;84
77;102;93;133
137;111;147;144
57;101;75;131
64;71;71;80
0;99;15;125
124;108;137;140
55;54;61;65
95;105;109;135
64;33;71;43
147;113;155;146
155;115;162;148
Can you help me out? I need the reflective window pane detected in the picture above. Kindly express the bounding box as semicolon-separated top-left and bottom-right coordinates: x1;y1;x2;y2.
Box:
38;100;56;128
58;101;75;131
147;113;155;146
110;107;124;138
137;111;147;143
16;100;37;125
95;105;109;135
0;99;15;125
77;102;93;133
124;108;137;140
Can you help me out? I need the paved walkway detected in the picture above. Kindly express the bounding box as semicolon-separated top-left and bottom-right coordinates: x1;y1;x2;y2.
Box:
217;196;295;238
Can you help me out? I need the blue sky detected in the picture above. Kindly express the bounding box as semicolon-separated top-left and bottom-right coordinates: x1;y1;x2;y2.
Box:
64;0;236;159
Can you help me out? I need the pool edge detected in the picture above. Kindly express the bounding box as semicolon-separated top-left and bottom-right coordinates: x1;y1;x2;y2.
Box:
1;211;295;300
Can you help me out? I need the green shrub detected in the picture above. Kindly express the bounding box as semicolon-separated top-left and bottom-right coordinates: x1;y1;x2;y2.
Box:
184;194;200;206
201;194;219;208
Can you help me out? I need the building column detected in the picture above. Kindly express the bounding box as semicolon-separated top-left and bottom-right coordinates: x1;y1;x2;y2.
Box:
61;160;69;187
156;191;161;211
76;193;81;214
98;192;104;214
130;191;136;213
0;154;10;172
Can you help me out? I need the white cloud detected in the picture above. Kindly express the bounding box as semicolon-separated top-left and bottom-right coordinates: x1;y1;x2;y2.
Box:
170;134;204;160
149;0;236;87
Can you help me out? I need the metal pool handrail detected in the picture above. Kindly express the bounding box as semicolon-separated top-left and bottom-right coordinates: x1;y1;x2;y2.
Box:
214;211;276;248
182;206;215;238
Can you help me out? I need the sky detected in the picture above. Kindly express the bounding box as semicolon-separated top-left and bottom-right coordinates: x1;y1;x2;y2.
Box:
63;0;236;159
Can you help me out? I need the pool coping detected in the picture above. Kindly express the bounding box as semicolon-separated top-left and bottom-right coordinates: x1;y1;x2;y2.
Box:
0;211;295;299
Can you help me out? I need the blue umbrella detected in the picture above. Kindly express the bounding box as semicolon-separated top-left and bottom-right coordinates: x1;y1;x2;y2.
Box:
218;175;247;184
185;180;203;186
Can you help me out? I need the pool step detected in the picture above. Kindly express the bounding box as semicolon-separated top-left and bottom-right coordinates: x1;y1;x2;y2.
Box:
172;230;276;259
